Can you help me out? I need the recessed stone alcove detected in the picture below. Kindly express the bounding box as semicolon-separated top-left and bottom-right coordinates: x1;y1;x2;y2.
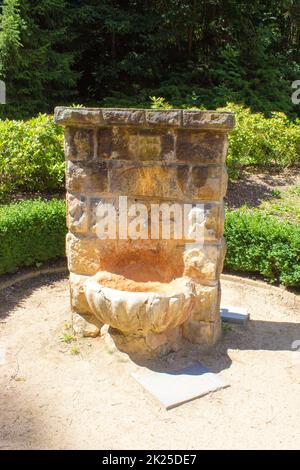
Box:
55;107;235;356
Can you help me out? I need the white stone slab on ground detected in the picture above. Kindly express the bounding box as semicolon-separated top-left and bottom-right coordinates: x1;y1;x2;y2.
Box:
132;362;228;409
220;305;249;323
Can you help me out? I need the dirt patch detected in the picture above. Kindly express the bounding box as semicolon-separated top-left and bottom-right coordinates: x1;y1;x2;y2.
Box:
226;168;300;209
0;273;300;450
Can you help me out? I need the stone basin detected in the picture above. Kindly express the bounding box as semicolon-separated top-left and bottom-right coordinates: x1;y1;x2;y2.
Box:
85;271;196;335
55;106;235;356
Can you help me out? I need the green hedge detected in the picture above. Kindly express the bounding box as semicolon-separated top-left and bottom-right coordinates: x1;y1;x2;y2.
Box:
0;199;66;275
0;114;64;200
1;199;299;288
224;208;300;287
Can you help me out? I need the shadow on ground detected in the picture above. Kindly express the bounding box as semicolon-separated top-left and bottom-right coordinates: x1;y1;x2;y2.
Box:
0;271;67;321
118;317;300;374
225;169;299;209
0;387;52;450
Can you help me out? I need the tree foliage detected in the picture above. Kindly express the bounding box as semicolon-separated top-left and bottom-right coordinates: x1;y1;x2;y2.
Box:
0;0;77;117
0;0;300;118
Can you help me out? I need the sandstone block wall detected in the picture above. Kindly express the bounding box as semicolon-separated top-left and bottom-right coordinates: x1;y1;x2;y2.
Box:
55;107;235;351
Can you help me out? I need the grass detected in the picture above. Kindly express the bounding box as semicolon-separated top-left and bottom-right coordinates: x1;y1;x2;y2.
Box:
60;333;75;344
70;347;80;355
260;183;300;224
222;322;234;333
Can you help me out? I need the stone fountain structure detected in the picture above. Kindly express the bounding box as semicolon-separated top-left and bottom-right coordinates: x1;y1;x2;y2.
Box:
55;107;235;356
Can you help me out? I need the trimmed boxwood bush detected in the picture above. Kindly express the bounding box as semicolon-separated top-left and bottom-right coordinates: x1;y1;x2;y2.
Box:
0;199;67;274
225;208;300;287
0;199;299;288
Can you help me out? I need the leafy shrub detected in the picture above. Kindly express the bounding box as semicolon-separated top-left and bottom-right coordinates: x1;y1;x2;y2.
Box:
0;113;64;200
0;198;66;274
220;103;300;175
225;208;300;287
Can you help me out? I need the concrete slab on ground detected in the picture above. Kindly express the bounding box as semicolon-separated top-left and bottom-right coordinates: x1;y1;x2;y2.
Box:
132;362;228;409
221;306;249;324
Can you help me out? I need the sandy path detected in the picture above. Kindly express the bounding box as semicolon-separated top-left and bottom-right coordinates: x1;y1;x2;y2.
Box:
0;273;299;450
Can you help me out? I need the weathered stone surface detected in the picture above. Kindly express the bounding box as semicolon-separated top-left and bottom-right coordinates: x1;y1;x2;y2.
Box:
97;127;175;162
66;193;89;234
102;108;145;125
66;233;102;275
182;110;235;130
183;239;226;282
55;107;103;126
175;129;228;163
56;107;234;355
69;272;93;314
65;127;94;160
67;235;159;278
98;127;138;160
85;272;195;335
109;161;227;201
104;327;181;358
97;127;112;159
66;161;108;193
191;283;221;322
145;327;182;351
146;110;182;127
202;202;225;241
183;319;222;346
138;129;162;161
72;312;101;337
55;107;235;131
190;164;228;200
67;233;186;278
